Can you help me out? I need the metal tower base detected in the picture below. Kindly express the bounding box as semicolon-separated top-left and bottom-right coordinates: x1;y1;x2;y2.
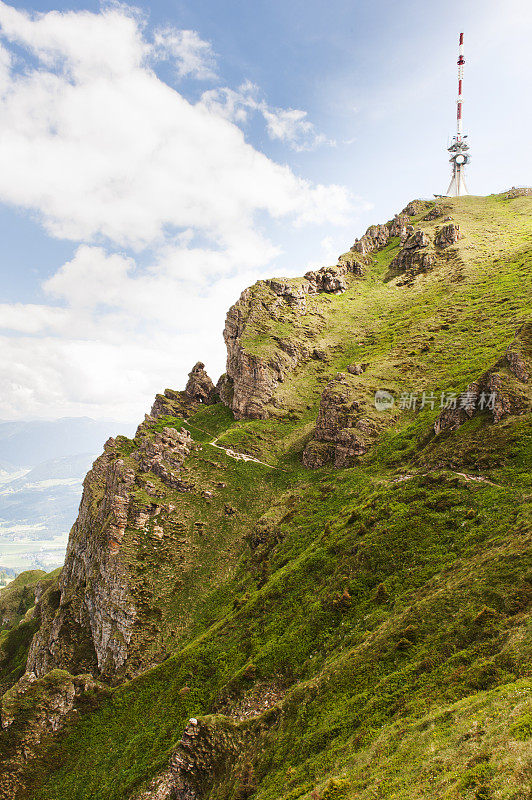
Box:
446;166;469;197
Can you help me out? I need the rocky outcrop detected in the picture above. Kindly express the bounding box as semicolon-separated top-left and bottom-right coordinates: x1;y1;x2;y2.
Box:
402;199;433;217
0;669;109;799
434;223;460;249
303;373;377;468
425;205;443;221
434;323;532;435
505;187;532;199
304;265;346;294
222;256;369;420
185;363;216;404
134;422;193;490
151;364;216;418
26;419;193;681
387;229;435;280
224;311;285;422
265;279;308;309
351;224;389;255
389;214;413;241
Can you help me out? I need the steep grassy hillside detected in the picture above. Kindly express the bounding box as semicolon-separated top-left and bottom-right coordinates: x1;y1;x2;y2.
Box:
1;192;532;800
0;570;60;696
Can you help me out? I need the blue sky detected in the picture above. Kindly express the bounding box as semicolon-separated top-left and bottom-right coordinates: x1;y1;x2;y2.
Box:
0;0;530;422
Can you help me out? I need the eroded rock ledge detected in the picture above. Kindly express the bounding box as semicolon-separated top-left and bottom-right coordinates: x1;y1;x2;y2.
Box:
131;717;257;800
26;418;194;682
387;223;460;282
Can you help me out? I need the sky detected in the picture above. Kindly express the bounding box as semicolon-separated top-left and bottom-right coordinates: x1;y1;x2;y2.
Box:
0;0;530;423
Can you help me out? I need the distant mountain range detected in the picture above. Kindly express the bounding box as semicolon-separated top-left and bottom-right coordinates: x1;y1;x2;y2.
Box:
0;418;135;574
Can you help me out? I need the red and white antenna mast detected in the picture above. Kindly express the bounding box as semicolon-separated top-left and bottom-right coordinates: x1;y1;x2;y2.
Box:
446;32;470;196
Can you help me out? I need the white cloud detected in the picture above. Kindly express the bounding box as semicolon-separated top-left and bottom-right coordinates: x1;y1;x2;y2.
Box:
0;3;350;249
0;2;364;422
0;303;68;334
153;27;217;80
262;107;332;152
44;246;135;308
201;81;335;152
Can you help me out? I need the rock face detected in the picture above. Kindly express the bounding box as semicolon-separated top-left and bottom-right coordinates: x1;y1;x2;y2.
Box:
303;373;377;468
402;199;433;217
151;388;193;419
0;669;108;799
223;288;287;420
304;265;347;294
434;323;532;435
389;213;412;240
26;422;193;681
134;423;193;490
425;205;443;221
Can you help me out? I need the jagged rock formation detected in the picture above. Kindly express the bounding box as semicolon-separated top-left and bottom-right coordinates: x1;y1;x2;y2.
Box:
151;363;216;419
304;264;352;294
350;223;389;255
302;373;377;468
402;199;433;216
389;213;408;236
434;322;532;434
151;388;192;419
185;362;216;404
134;422;193;490
223;288;287;419
434;222;460;248
131;718;251;800
0;669;109;799
424;204;444;221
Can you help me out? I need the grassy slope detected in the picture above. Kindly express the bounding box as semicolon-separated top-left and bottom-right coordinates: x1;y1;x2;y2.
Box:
0;570;61;695
13;194;532;799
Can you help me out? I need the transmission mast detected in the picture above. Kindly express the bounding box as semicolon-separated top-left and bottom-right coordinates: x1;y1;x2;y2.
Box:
446;33;470;196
